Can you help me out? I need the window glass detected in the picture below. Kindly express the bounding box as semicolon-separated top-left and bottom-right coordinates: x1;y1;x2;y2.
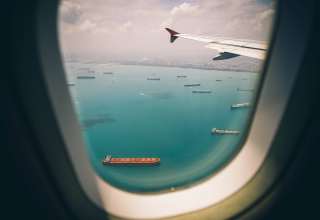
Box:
59;0;275;192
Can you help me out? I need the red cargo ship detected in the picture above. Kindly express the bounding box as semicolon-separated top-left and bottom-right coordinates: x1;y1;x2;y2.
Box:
102;155;160;165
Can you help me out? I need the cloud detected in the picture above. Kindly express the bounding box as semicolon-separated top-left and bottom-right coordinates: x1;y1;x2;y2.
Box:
79;19;96;32
119;21;133;32
259;8;275;20
170;2;199;16
60;1;82;24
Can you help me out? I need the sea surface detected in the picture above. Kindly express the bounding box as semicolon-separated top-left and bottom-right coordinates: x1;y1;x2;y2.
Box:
64;62;259;192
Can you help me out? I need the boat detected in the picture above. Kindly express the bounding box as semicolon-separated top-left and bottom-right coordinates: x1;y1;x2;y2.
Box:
103;72;113;74
79;67;90;70
67;82;75;86
102;155;160;165
184;83;200;87
77;76;96;79
177;75;187;78
237;88;254;92
147;78;160;80
231;102;251;109
192;90;212;94
216;79;222;82
211;128;240;135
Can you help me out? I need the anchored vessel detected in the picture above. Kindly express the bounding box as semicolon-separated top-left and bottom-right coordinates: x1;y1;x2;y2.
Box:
104;72;113;74
184;83;200;87
177;75;187;78
67;82;75;86
192;90;212;94
237;88;254;92
211;128;240;135
231;102;251;109
77;76;96;79
147;78;160;81
102;155;160;165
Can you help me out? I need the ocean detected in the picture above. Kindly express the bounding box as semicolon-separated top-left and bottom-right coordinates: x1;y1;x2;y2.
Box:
64;62;259;192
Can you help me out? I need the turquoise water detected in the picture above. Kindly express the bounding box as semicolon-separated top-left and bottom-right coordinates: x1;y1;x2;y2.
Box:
65;63;259;192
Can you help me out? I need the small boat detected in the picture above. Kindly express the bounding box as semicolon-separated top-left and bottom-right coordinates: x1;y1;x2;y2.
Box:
237;88;254;92
102;155;160;165
103;72;113;74
231;102;250;109
184;83;200;87
192;90;212;94
147;78;160;81
216;79;222;82
177;75;187;78
211;128;240;135
67;82;75;86
77;76;96;79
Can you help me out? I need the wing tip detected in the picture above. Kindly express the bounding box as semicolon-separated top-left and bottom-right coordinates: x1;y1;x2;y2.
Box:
165;28;179;43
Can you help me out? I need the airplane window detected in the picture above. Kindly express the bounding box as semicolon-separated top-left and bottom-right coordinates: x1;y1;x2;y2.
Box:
58;0;275;194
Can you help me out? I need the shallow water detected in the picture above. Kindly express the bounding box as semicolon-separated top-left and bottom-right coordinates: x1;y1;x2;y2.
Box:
65;62;259;192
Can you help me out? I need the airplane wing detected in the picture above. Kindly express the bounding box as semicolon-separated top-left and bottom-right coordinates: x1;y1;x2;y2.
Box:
165;28;267;60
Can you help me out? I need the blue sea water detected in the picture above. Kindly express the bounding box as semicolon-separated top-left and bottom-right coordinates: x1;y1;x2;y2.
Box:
65;62;259;192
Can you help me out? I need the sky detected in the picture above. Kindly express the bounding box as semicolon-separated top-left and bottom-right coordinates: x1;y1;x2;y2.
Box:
59;0;275;63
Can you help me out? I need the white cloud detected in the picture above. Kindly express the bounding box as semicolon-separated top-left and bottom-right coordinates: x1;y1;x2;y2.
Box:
170;2;199;16
60;1;82;24
119;21;133;32
79;19;96;32
259;8;275;20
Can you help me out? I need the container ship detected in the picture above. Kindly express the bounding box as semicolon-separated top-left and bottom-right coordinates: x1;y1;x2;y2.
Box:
102;155;160;165
231;102;251;109
237;88;254;92
192;90;212;94
211;128;240;135
77;76;96;79
184;83;200;87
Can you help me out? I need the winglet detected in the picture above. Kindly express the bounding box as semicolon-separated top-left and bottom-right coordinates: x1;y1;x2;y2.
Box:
165;28;180;43
213;52;240;61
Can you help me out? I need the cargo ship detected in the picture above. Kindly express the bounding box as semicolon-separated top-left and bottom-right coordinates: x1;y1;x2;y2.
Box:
192;90;212;94
184;83;200;87
102;155;160;165
231;102;250;109
211;128;240;135
77;76;96;79
237;88;254;92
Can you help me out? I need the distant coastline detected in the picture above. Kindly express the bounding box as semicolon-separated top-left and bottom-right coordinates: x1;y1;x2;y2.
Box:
65;60;260;73
118;61;260;73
